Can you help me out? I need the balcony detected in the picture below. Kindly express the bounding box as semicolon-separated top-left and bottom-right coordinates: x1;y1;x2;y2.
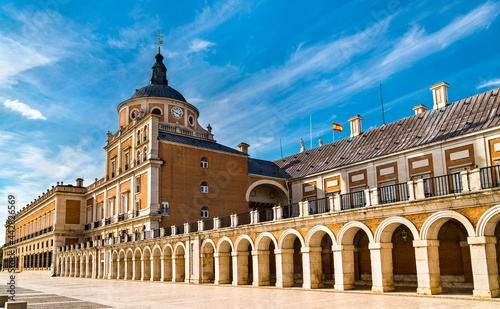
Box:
105;217;113;225
308;197;330;215
84;223;91;231
424;173;462;197
94;221;101;228
378;183;409;204
340;191;366;210
118;213;127;222
282;203;300;219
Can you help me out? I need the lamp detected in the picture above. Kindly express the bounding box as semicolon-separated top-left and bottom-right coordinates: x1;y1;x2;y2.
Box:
401;229;408;241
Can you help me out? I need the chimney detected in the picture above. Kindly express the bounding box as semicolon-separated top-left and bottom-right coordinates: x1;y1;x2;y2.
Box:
348;115;363;137
412;104;428;115
430;82;449;109
237;142;250;154
76;178;84;187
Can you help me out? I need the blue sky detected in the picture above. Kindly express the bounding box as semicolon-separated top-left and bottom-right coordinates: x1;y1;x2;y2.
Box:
1;0;500;233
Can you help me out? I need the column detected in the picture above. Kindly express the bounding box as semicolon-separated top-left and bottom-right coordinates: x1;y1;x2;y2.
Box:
468;236;499;298
414;240;442;295
333;244;356;290
275;249;294;287
302;247;323;289
252;250;270;286
369;242;395;292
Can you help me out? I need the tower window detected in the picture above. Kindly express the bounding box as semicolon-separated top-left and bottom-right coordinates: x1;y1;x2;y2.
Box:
201;157;208;168
137;150;141;165
201;206;209;218
161;202;169;216
136;176;141;193
143;126;148;142
137;131;141;145
124;152;129;171
188;115;195;126
143;147;148;161
201;182;208;193
151;108;162;115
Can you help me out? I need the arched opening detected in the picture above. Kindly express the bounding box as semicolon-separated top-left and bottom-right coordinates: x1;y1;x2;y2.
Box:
306;228;335;289
201;242;215;283
247;182;288;213
496;223;500;284
143;248;151;281
125;250;133;280
88;254;93;278
392;225;417;290
133;250;142;280
438;220;473;294
118;251;125;279
81;255;86;278
235;237;253;285
163;246;173;282
216;240;233;284
279;232;303;287
173;245;185;282
151;108;162;115
354;230;372;289
75;255;81;278
152;247;162;281
111;252;118;279
255;235;277;286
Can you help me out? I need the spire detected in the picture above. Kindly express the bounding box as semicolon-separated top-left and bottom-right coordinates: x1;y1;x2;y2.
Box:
151;31;168;85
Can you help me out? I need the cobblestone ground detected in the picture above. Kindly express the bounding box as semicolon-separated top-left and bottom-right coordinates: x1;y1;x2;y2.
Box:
1;272;500;309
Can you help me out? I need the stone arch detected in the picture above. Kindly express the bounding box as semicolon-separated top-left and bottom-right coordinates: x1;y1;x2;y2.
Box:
255;232;278;250
142;246;152;257
216;237;234;284
278;229;305;287
304;225;336;289
216;236;234;253
235;235;255;252
133;247;143;257
118;249;126;280
142;246;152;280
234;235;255;285
173;242;186;282
278;229;305;249
133;247;142;280
337;221;374;245
201;239;216;252
111;250;118;279
151;245;162;281
374;217;419;243
245;179;289;202
201;239;216;283
476;205;500;236
162;244;173;257
173;242;186;256
305;225;336;247
420;210;475;240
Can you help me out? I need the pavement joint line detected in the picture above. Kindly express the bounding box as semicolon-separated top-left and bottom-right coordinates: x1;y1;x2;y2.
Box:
27;300;95;305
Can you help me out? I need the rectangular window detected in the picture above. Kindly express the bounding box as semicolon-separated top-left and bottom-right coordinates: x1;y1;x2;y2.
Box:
161;202;169;216
122;194;128;213
124;152;129;171
109;199;114;217
111;160;116;178
87;208;91;224
97;204;102;221
136;176;141;193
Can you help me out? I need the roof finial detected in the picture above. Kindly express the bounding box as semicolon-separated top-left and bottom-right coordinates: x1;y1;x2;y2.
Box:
155;30;163;53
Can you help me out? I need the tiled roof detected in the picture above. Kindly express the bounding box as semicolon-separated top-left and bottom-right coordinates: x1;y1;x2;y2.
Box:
158;131;246;155
248;158;290;179
132;84;187;102
274;87;500;179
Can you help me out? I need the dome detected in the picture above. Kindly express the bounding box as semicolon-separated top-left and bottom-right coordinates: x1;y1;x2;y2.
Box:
131;84;187;102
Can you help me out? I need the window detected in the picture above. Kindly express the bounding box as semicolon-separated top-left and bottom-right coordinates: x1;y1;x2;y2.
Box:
201;182;208;193
143;147;148;161
108;199;114;217
137;131;141;145
124;152;129;171
87;208;91;224
151;108;162;115
161;202;169;216
188;115;195;126
111;160;116;178
97;204;102;221
122;194;128;213
144;126;148;142
136;176;141;193
201;158;208;168
137;150;141;165
201;206;209;218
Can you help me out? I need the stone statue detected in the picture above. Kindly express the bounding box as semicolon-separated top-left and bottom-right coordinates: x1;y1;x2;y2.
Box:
300;138;306;152
319;137;324;146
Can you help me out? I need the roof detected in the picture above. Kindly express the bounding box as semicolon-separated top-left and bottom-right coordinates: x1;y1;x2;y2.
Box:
248;158;290;179
158;131;246;155
274;86;500;179
131;84;187;102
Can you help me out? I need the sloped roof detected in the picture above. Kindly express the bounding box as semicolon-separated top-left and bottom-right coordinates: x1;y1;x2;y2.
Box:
131;84;187;102
158;131;246;155
248;158;290;179
274;86;500;179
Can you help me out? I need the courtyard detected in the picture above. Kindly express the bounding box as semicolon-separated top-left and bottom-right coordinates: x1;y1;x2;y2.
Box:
1;271;499;309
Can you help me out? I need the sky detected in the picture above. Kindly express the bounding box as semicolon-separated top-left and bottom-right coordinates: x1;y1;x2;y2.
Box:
1;0;500;242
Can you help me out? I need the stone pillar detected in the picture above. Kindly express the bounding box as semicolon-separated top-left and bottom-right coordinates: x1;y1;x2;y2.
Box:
469;168;482;192
252;250;270;286
407;179;415;201
333;244;356;290
369;242;395;292
468;236;499;298
275;249;294;287
461;170;470;192
232;251;250;285
273;205;283;221
231;214;237;227
333;194;341;212
214;252;231;284
328;196;334;212
300;201;309;217
370;188;378;206
162;256;173;282
132;258;138;280
414;240;442;295
201;253;214;283
364;188;371;207
302;247;323;289
414;178;425;200
250;210;259;224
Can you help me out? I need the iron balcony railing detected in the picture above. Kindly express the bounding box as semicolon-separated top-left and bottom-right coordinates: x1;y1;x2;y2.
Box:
309;197;329;215
48;226;52;232
340;191;366;210
105;217;113;225
189;222;198;233
378;183;410;204
84;223;91;231
144;231;151;240
175;224;184;235
480;165;500;189
118;213;127;222
164;227;172;237
424;173;462;197
258;208;273;222
153;229;160;238
94;221;101;228
203;219;214;230
219;215;232;228
237;212;250;226
282;203;300;219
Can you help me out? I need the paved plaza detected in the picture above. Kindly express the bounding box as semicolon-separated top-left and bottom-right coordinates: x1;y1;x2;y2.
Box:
1;272;499;308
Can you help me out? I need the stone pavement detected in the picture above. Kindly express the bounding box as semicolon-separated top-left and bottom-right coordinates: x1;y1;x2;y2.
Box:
1;272;499;309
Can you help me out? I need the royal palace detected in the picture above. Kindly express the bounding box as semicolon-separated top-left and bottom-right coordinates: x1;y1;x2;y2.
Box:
4;48;500;299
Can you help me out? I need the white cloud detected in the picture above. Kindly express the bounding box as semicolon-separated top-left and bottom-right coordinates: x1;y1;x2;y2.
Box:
3;99;46;120
189;39;216;52
477;78;500;89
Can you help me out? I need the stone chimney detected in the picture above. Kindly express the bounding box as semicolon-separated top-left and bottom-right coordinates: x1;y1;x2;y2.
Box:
76;178;84;187
412;104;428;115
237;142;250;154
430;82;449;109
348;115;363;137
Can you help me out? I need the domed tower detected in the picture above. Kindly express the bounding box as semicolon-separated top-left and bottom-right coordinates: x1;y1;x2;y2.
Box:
117;50;212;140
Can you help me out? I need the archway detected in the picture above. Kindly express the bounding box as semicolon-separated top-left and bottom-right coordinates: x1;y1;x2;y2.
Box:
278;229;305;287
246;180;289;212
75;255;81;278
234;235;254;285
216;238;233;284
254;233;277;286
125;250;133;280
201;240;215;283
152;246;162;281
305;226;336;289
142;247;151;281
111;251;118;279
163;245;173;282
118;250;125;279
88;253;93;278
81;255;86;278
173;243;185;282
133;249;142;280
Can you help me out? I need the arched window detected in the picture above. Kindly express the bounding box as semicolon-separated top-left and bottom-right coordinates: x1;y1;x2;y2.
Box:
151;108;162;115
137;150;141;165
137;131;141;145
201;182;208;193
201;206;209;218
143;126;148;142
143;147;148;161
201;157;208;168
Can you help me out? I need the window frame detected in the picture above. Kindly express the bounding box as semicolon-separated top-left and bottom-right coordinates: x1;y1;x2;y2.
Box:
201;182;209;193
201;157;208;168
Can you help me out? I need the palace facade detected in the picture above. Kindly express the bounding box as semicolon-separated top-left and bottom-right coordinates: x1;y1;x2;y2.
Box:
4;50;500;298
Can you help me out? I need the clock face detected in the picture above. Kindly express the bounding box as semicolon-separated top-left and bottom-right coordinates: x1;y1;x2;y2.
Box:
171;107;183;120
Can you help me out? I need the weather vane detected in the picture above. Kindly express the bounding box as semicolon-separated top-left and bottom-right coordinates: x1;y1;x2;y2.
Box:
155;30;163;53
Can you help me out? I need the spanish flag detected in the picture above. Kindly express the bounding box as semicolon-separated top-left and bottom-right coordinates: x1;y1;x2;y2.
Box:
333;123;343;132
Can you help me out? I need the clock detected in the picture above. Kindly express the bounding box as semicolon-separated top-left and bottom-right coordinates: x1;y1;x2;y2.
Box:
171;107;183;119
